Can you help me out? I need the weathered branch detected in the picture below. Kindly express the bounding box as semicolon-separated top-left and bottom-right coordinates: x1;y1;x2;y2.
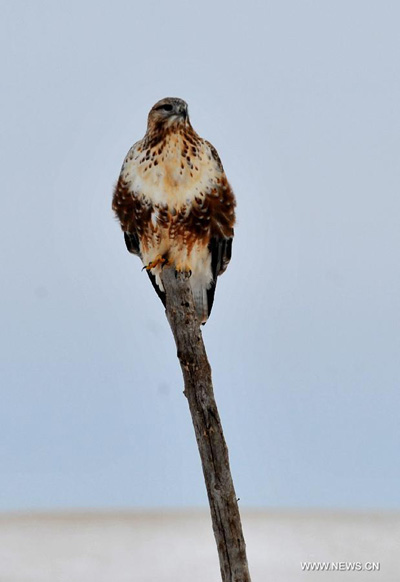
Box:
161;267;251;582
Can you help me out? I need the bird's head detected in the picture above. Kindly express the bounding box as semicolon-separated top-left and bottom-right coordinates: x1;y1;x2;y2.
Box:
147;97;189;132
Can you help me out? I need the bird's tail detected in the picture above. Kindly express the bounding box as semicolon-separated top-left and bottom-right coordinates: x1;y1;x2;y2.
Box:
190;276;217;325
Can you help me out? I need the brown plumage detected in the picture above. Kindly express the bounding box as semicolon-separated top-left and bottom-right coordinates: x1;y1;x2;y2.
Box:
112;97;235;323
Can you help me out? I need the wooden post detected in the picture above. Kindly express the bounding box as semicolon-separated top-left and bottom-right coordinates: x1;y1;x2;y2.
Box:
161;267;251;582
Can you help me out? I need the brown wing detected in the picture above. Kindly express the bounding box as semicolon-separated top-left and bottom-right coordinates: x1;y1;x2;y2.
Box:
112;177;153;257
205;236;233;318
112;176;167;305
203;172;236;318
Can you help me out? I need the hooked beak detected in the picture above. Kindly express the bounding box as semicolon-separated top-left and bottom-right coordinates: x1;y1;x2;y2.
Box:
178;105;188;121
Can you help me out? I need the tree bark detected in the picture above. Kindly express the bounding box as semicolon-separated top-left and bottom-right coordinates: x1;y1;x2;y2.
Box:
161;267;251;582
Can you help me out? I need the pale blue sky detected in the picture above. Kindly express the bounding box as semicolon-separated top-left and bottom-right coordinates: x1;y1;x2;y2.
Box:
1;0;399;511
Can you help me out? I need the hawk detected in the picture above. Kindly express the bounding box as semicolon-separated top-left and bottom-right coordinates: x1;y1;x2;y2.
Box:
112;97;236;323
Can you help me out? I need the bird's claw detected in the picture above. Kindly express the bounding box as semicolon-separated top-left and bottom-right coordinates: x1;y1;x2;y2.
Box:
142;256;167;271
175;268;192;279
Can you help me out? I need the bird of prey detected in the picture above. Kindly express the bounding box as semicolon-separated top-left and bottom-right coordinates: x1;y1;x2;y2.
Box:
112;97;236;323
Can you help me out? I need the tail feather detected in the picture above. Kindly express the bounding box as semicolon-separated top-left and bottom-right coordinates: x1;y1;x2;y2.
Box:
192;284;208;324
191;278;217;325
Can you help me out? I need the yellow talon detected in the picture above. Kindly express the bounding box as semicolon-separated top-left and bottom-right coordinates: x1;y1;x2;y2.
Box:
143;255;167;271
175;264;192;278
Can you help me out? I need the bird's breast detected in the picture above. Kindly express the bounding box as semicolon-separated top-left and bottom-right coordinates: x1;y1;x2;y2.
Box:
122;134;220;209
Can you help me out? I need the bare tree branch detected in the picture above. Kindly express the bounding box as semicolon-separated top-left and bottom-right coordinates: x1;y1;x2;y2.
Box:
161;267;251;582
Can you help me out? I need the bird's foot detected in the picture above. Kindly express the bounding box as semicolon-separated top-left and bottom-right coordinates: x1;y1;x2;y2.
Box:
142;255;167;271
174;264;192;279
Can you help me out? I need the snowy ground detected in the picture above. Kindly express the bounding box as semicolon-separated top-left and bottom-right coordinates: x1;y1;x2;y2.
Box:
0;510;398;581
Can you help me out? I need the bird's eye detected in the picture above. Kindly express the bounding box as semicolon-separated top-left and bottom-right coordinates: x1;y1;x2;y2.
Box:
156;103;173;112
